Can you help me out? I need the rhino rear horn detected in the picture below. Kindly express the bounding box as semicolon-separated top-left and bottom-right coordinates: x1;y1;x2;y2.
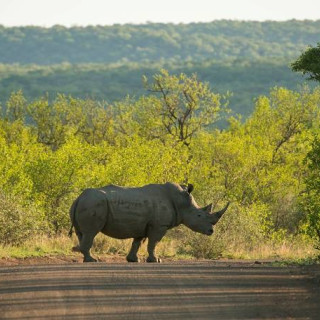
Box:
210;202;230;224
202;203;213;213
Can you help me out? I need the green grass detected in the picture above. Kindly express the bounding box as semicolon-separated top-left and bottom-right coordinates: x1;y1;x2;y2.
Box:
271;256;320;267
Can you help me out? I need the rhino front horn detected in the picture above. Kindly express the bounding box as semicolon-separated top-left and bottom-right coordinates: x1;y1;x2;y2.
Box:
210;202;230;224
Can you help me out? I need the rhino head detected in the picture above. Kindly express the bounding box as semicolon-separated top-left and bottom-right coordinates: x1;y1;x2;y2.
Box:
179;184;230;235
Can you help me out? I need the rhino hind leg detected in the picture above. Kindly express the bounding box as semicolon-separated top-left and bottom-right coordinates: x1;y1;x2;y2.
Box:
126;237;145;262
72;230;82;252
80;232;97;262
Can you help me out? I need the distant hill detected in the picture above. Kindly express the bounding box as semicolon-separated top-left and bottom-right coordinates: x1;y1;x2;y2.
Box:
0;20;319;65
0;20;319;118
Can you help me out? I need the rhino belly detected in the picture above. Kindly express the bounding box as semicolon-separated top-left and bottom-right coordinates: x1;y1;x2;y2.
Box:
101;221;148;239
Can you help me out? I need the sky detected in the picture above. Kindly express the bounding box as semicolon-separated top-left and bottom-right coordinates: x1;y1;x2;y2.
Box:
0;0;320;27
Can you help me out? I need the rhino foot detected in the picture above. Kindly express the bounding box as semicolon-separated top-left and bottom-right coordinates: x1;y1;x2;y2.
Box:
126;255;140;263
146;256;162;263
83;256;97;263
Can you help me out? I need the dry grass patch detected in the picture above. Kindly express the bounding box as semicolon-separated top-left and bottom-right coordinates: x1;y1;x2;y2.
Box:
0;232;318;263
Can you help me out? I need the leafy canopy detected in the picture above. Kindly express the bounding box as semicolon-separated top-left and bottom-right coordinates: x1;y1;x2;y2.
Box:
291;43;320;82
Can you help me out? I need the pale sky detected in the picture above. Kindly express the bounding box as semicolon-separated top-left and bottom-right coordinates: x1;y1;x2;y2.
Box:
0;0;319;27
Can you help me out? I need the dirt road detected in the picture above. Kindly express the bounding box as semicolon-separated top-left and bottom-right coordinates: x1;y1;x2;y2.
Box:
0;259;319;319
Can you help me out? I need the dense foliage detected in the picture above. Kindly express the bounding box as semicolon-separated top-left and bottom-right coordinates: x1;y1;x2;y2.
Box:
292;43;320;247
300;137;320;247
1;71;320;256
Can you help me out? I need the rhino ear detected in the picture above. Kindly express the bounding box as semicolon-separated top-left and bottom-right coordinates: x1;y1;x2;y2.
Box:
187;184;194;194
202;203;213;213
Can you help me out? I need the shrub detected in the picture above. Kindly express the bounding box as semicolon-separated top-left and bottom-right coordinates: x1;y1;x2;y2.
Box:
180;228;224;259
0;192;46;245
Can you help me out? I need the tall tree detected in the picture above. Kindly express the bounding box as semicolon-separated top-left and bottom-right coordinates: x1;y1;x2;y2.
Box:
143;69;227;147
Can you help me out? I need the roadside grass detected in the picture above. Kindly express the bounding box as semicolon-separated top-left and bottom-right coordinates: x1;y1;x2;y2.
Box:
271;257;320;267
0;232;318;263
222;237;318;261
0;235;72;259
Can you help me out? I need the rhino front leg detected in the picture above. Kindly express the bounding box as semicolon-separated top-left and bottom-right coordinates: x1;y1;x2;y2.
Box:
146;228;167;263
80;232;97;262
126;237;144;262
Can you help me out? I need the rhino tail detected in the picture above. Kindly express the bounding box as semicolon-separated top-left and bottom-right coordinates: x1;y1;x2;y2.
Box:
68;198;79;238
68;225;74;238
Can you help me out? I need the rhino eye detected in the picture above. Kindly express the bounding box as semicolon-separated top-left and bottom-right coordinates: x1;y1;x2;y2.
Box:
197;214;201;217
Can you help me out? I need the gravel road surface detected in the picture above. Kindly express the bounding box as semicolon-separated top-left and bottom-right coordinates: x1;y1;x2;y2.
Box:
0;259;319;319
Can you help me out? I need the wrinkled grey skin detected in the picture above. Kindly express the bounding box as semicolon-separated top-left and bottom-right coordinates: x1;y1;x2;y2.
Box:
69;182;229;263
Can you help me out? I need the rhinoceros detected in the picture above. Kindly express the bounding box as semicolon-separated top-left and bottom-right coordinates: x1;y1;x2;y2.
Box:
69;182;229;262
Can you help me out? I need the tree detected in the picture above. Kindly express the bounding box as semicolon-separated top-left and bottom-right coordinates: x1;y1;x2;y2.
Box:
27;96;67;150
4;90;27;122
26;136;91;233
143;69;227;147
291;43;320;82
241;87;320;232
65;97;114;145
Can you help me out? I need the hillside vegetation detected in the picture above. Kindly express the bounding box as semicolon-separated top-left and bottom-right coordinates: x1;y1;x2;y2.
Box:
0;21;319;117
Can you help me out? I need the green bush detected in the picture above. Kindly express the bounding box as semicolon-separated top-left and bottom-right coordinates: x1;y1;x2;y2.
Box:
0;193;46;245
180;229;224;259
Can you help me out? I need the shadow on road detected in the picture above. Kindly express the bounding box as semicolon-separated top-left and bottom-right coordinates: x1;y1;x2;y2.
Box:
0;262;319;319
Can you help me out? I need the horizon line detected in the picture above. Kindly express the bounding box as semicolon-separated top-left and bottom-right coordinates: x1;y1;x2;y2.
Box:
1;18;320;28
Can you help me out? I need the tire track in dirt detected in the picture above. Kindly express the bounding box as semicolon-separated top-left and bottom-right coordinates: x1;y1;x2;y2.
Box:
0;261;319;319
